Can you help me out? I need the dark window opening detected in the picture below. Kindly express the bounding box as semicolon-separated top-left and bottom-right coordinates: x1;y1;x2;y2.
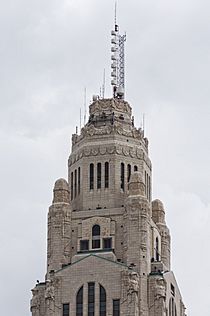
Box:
71;172;73;200
92;225;100;249
144;171;147;195
171;283;175;296
92;239;100;249
74;169;77;198
127;164;131;183
113;299;120;316
105;162;109;188
100;285;106;316
76;286;83;316
80;240;89;251
63;303;69;316
155;237;160;261
134;165;138;172
146;173;149;199
90;164;94;190
103;238;112;249
120;163;125;191
97;163;102;189
88;283;95;316
149;175;151;201
78;167;81;195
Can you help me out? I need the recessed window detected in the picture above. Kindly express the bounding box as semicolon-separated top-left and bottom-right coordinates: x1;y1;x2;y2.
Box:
155;237;160;261
113;299;120;316
103;238;112;250
127;164;131;183
74;169;77;198
88;283;95;316
78;167;81;195
71;172;73;200
104;162;109;188
80;240;89;251
89;164;94;190
97;163;102;189
63;303;69;316
120;163;125;191
76;286;83;316
134;165;138;171
100;285;106;316
92;225;101;249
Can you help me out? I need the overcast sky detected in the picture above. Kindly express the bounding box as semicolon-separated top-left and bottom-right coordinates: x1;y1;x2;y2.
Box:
0;0;209;315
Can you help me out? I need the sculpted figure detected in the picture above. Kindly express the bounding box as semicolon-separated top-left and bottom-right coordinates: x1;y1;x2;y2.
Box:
127;271;139;316
45;280;55;315
155;278;166;299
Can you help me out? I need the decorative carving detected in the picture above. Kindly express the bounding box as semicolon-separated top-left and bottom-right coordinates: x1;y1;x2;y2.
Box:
45;280;55;314
155;277;166;300
89;98;132;116
30;288;40;315
121;270;139;316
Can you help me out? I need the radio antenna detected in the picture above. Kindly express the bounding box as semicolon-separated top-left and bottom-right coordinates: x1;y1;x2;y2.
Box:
111;2;126;99
102;69;106;99
84;87;87;125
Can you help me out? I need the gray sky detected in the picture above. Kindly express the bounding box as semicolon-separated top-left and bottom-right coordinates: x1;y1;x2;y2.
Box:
0;0;209;315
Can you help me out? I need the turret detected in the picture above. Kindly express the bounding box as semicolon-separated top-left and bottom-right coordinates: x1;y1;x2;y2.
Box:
152;199;171;270
124;172;151;315
47;179;71;276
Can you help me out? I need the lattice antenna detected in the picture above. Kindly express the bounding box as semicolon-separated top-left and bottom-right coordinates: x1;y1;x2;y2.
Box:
84;87;87;126
102;68;105;99
111;2;126;99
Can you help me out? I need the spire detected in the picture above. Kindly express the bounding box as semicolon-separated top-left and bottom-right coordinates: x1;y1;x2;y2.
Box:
111;2;126;100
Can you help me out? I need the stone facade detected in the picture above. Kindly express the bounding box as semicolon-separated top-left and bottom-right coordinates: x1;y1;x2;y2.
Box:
30;98;186;316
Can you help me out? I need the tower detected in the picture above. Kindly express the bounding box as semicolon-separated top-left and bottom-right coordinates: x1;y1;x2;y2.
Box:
30;13;186;316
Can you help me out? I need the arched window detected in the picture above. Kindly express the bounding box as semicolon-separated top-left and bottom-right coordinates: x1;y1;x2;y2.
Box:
134;165;138;172
92;225;100;249
89;164;94;190
104;162;109;188
76;286;83;316
120;163;125;191
127;164;131;183
88;283;95;316
99;285;106;316
155;237;160;261
71;172;73;201
74;169;77;198
97;163;102;189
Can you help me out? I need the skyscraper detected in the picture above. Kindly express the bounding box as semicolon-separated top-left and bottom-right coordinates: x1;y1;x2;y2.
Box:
30;16;186;316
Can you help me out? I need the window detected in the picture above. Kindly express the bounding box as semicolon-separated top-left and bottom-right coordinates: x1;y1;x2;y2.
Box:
127;164;131;183
149;175;151;201
76;286;83;316
171;283;175;296
99;285;106;316
80;240;89;251
146;173;149;199
155;237;160;261
113;299;120;316
88;283;95;316
134;165;138;171
90;164;94;190
71;172;73;200
144;171;147;195
78;167;81;195
63;303;69;316
97;163;102;189
92;225;100;249
120;163;125;191
169;297;177;316
105;162;109;188
74;169;77;198
103;238;112;250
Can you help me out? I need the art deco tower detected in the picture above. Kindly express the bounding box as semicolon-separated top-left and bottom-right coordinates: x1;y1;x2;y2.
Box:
30;17;186;316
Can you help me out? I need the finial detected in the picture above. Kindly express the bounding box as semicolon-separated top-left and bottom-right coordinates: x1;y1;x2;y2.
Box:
111;2;126;100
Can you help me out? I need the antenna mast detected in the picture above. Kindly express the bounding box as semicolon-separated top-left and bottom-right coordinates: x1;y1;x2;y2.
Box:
111;2;126;99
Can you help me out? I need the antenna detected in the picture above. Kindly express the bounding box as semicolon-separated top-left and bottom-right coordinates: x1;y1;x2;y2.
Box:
111;2;126;99
84;87;87;125
143;113;145;132
80;107;82;132
115;1;117;25
102;69;105;99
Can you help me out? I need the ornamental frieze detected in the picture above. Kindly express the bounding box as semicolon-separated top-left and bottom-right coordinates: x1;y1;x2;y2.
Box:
89;98;132;116
69;145;151;169
72;123;147;149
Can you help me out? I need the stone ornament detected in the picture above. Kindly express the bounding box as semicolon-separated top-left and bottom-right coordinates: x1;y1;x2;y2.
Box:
31;288;40;315
89;98;132;116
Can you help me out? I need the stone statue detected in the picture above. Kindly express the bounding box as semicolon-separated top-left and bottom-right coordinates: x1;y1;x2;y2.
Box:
127;271;139;316
45;280;55;314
